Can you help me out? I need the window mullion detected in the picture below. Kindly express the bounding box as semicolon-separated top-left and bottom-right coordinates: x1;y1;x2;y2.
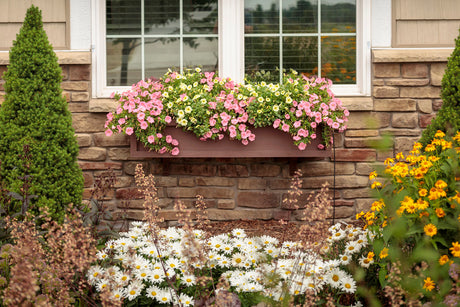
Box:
318;0;321;79
141;0;145;80
180;0;184;73
219;0;244;83
279;0;283;83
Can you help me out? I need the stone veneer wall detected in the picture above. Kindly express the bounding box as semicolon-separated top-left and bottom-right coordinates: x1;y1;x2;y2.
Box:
0;49;452;226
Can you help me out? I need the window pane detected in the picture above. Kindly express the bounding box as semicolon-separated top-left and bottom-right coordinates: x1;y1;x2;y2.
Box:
245;36;280;81
245;0;279;34
145;38;180;80
106;0;141;35
183;37;218;71
283;36;318;75
283;0;317;33
321;0;356;33
183;0;218;34
106;38;142;86
321;36;356;84
144;0;180;35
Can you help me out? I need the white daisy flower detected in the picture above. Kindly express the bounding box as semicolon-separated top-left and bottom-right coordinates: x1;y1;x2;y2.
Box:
149;268;166;284
165;257;181;270
125;280;144;301
177;293;194;306
157;290;173;304
344;241;360;255
325;268;346;289
231;253;246;268
231;228;247;238
134;268;150;281
145;285;162;300
111;287;125;300
87;265;105;284
115;271;131;285
181;274;196;287
341;275;357;293
359;255;374;268
95;278;110;292
96;250;108;261
339;254;352;265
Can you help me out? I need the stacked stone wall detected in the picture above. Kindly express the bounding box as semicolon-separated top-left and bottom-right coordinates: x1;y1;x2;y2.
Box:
0;49;450;226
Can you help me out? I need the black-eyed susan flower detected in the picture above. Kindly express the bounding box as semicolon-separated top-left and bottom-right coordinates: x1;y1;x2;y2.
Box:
424;223;437;237
379;247;389;259
450;242;460;258
439;255;450;265
423;277;435;291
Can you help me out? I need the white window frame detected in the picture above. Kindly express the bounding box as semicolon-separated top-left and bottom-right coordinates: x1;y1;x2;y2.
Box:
92;0;371;98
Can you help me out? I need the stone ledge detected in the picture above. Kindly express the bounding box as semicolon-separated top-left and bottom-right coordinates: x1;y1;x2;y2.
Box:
373;48;453;63
340;97;373;111
89;98;118;113
0;50;91;65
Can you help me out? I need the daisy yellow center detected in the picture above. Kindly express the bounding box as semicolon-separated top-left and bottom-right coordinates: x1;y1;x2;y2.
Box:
130;290;136;295
332;275;339;282
141;273;146;277
151;291;157;296
345;283;351;289
93;272;98;277
235;258;241;263
122;276;127;281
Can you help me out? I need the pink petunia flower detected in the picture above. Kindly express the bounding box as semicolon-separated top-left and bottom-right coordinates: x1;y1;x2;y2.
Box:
298;142;306;150
105;129;113;137
165;115;172;123
166;135;173;143
140;121;148;130
126;127;134;135
171;147;180;155
148;135;155;143
282;123;290;132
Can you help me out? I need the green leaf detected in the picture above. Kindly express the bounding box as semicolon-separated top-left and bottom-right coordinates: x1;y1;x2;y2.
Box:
378;267;388;287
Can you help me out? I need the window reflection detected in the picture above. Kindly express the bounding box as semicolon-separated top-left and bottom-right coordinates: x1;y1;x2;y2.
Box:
106;0;218;86
244;0;356;84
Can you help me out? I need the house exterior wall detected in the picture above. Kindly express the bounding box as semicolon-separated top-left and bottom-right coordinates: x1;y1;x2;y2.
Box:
0;1;458;225
393;0;460;47
0;0;70;49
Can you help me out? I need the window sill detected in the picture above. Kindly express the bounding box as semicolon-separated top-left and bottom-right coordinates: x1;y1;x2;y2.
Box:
372;48;453;63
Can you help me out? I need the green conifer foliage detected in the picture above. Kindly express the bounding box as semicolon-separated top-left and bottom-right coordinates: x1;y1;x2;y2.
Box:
420;29;460;145
0;6;83;220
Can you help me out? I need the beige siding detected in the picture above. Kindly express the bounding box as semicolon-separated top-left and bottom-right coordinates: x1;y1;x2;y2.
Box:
0;0;69;50
393;0;460;47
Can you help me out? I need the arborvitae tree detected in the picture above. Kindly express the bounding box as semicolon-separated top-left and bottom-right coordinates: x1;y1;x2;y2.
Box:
0;6;83;221
420;28;460;145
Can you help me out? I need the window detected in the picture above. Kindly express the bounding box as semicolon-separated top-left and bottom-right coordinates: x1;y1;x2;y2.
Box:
93;0;370;97
105;0;218;86
244;0;357;84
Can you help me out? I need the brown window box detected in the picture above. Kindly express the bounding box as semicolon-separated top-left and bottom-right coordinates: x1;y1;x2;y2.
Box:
130;125;331;158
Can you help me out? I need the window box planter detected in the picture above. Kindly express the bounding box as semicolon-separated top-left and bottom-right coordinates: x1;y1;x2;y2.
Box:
130;125;331;158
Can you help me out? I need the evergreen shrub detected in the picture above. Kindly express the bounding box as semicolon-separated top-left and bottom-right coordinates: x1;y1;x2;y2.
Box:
420;28;460;145
0;5;83;221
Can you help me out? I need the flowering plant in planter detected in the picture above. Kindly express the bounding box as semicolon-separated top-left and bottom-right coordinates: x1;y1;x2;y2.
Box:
104;68;349;155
